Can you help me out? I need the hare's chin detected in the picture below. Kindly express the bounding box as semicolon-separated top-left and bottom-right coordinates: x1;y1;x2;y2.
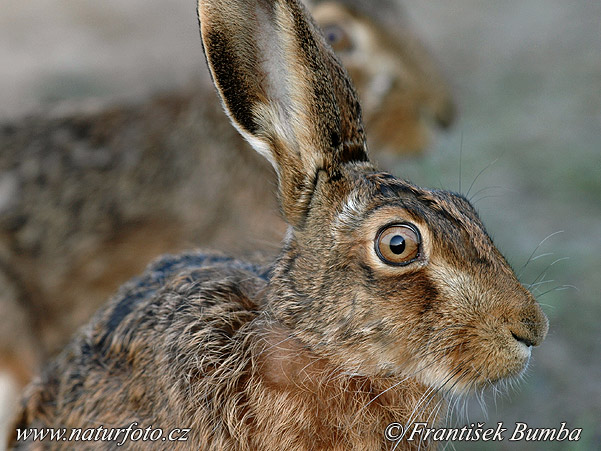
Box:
485;349;532;388
416;348;532;395
514;340;533;359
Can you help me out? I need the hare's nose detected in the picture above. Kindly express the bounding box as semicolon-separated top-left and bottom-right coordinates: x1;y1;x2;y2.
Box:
510;303;549;348
511;331;534;348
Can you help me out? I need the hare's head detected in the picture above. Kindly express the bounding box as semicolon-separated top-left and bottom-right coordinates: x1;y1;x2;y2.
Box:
198;0;547;394
310;0;456;155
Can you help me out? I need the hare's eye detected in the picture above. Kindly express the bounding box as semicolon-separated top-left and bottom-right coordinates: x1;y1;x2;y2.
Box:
322;24;353;52
375;224;421;266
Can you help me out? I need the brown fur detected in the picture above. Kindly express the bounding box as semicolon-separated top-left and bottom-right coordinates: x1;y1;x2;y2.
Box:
0;92;279;382
11;0;546;449
0;0;455;393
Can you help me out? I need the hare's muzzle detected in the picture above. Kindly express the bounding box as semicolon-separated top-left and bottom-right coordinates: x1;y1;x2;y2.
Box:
416;260;550;391
474;287;549;384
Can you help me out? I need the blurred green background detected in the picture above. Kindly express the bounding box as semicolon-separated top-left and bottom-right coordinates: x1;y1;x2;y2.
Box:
1;0;599;449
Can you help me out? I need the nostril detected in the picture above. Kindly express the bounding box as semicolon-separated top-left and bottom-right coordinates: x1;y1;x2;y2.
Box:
511;332;534;348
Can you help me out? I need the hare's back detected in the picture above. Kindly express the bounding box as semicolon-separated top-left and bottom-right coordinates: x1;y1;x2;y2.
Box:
16;251;268;432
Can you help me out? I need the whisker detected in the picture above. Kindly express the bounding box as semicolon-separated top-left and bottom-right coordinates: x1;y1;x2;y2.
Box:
528;279;555;290
471;193;508;205
404;363;466;431
536;284;579;298
465;158;498;199
517;230;564;278
417;396;446;451
535;301;556;310
355;358;443;419
466;185;509;201
530;252;554;262
527;256;570;288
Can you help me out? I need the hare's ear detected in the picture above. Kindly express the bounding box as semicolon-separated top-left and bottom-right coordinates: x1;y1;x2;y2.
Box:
198;0;369;227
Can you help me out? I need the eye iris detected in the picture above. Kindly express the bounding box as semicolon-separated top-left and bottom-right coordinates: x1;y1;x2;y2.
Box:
389;235;406;254
375;224;421;266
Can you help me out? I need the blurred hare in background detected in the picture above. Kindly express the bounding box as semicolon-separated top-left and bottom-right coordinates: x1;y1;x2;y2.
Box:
0;0;455;416
310;0;455;153
11;0;545;448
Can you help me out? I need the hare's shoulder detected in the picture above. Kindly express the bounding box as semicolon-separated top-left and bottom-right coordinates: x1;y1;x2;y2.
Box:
88;250;269;354
17;251;268;429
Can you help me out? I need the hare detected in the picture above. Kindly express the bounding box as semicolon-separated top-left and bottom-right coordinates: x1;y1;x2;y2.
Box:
310;1;455;154
11;0;546;449
0;0;455;392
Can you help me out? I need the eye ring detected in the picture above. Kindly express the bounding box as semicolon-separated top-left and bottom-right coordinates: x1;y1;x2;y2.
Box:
374;223;422;266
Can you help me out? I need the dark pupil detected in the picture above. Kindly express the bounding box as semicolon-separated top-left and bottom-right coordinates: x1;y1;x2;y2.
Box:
389;235;406;255
326;29;340;44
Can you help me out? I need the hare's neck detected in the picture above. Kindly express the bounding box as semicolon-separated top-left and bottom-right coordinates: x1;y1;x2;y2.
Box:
249;325;445;448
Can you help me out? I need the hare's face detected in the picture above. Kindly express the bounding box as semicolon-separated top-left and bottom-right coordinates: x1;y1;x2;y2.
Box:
312;2;456;154
280;169;548;394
